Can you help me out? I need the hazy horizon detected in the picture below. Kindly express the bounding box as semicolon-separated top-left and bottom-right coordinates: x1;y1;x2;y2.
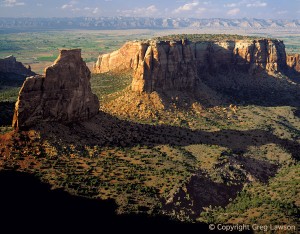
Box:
0;16;300;20
0;0;299;19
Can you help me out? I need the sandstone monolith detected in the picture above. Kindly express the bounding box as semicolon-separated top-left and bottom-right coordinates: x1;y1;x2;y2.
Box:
13;49;99;128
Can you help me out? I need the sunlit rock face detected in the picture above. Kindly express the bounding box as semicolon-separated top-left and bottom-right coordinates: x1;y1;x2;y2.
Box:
287;54;300;73
94;39;287;93
13;49;99;128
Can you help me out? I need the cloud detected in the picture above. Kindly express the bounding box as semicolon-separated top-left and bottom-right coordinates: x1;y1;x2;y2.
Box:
277;10;287;15
61;1;95;13
227;8;240;15
92;7;99;14
224;3;237;8
173;1;199;13
83;6;100;14
2;0;25;7
61;4;73;9
119;5;158;17
224;1;251;8
146;5;158;13
246;1;267;7
196;7;206;14
61;1;81;10
71;8;80;12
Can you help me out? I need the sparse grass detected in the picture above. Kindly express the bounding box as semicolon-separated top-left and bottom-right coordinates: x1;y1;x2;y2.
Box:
0;87;20;102
0;126;13;134
184;144;228;172
37;55;58;62
154;34;260;42
199;164;300;226
91;72;132;103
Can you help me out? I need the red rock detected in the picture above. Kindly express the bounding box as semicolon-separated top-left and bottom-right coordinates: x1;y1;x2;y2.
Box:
94;38;288;93
287;54;300;73
13;49;99;128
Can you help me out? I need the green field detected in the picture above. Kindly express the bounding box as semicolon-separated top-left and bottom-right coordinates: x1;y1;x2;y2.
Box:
0;29;155;74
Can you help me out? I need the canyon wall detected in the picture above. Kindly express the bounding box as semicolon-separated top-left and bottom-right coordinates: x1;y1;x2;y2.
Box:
13;49;99;128
93;42;142;73
94;38;288;93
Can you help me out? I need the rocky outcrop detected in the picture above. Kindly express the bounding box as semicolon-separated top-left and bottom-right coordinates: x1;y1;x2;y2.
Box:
94;38;287;93
93;42;142;73
287;54;300;73
13;49;99;128
0;55;35;76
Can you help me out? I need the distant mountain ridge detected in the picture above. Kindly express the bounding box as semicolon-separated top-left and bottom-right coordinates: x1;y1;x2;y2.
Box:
0;17;300;30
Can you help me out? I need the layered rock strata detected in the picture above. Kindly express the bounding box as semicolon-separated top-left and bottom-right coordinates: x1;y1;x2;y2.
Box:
94;39;287;92
13;49;99;128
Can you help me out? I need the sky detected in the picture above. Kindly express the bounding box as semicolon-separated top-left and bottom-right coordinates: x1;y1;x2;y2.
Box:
0;0;299;19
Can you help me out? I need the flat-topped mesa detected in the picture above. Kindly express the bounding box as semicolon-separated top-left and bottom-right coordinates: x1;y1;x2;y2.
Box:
94;37;288;93
13;49;100;128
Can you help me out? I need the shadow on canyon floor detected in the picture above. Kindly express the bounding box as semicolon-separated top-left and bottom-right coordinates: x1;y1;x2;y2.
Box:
164;170;244;219
26;110;299;217
35;111;300;162
294;108;300;118
0;170;254;234
159;71;300;109
0;72;26;87
0;101;14;125
164;152;280;218
25;109;298;220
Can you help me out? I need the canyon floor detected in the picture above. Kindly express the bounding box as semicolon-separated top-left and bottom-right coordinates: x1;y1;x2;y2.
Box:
0;30;300;232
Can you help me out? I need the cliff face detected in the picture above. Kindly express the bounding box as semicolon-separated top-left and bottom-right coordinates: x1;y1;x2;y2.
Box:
94;42;142;73
13;49;99;128
0;55;35;76
0;56;35;76
287;54;300;73
94;39;287;93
